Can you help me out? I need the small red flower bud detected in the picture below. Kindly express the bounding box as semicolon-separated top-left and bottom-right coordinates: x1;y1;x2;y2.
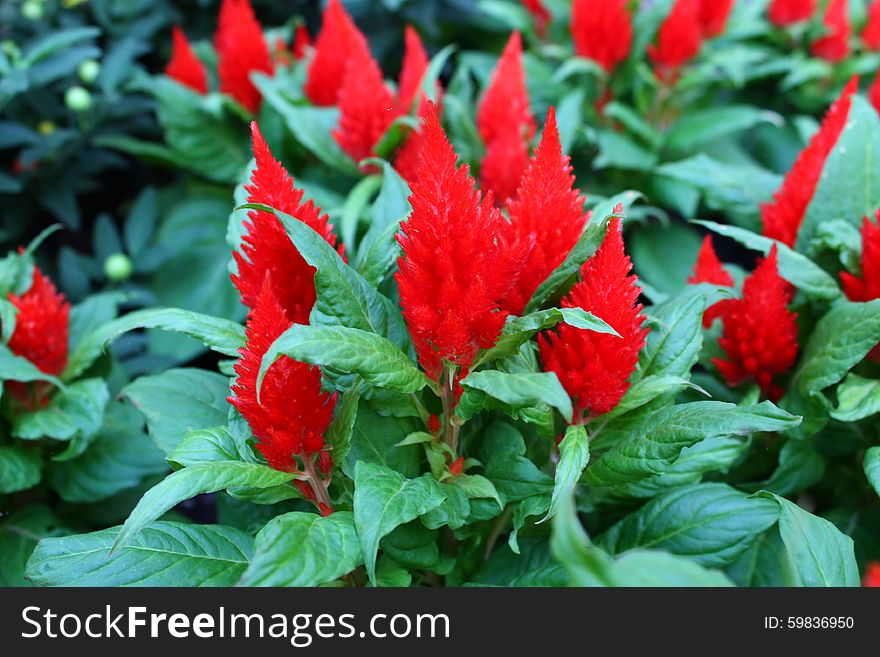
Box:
427;414;441;434
449;456;465;477
318;450;334;475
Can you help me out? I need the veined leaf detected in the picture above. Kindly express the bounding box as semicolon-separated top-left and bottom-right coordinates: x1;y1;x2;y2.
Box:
459;370;572;423
542;424;589;522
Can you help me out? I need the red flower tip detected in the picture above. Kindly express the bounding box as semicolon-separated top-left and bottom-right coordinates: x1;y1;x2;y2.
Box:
863;562;880;587
166;27;208;94
427;413;441;434
305;0;363;106
688;235;734;328
712;246;799;401
232;122;342;324
521;0;551;37
215;0;273;113
648;0;704;78
572;0;633;73
501;107;590;316
480;122;531;206
477;31;535;147
841;213;880;362
761;78;856;248
397;25;430;114
864;1;880;50
293;24;312;60
539;217;649;420
395;103;523;381
318;450;333;475
768;0;816;26
449;456;465;477
811;0;851;62
697;0;734;37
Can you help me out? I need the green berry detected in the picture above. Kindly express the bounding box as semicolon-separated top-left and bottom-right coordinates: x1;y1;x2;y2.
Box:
64;86;92;112
103;253;133;282
21;1;43;20
78;59;101;84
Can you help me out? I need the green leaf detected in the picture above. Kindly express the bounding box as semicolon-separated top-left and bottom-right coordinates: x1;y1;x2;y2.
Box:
167;426;252;468
0;506;70;587
259;324;429;397
0;445;41;494
239;511;363;586
114;462;295;550
27;522;253;587
756;492;860;587
586;401;801;487
865;447;880;498
453;474;502;508
482;422;554;503
0;298;17;344
326;386;361;469
122;368;230;454
459;371;572;423
831;373;880;421
353;461;446;584
0;343;63;389
342;402;422;479
666;105;780;153
600;483;779;567
13;379;108;446
726;526;798;587
542;425;589;522
422;484;471;531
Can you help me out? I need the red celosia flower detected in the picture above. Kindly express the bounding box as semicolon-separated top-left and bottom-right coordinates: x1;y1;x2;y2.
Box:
539;217;649;420
840;213;880;361
864;1;880;49
215;0;273;113
7;265;69;407
477;32;535;149
768;0;816;26
688;235;735;327
811;0;851;62
480;120;531;206
871;74;880;122
761;78;856;248
165;27;208;94
394;99;433;184
648;0;703;79
232;123;343;324
293;24;312;60
571;0;633;73
697;0;734;37
712;246;798;401
521;0;551;37
332;35;397;165
304;0;363;106
501;107;590;316
397;25;430;114
395;103;524;382
864;562;880;587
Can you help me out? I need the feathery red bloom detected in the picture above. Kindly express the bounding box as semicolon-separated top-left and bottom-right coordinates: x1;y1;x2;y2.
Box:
7;265;69;407
501;108;590;316
333;35;397;165
871;73;880;119
761;78;856;248
811;0;851;62
539;217;648;420
232;123;342;324
480;120;531;206
571;0;633;73
841;214;880;362
648;0;703;78
215;0;273;113
228;278;336;471
394;99;433;184
293;24;312;60
864;562;880;587
477;32;535;148
397;26;430;114
712;246;798;401
864;1;880;49
395;103;524;382
768;0;816;26
304;0;363;106
688;235;735;328
697;0;734;37
166;27;208;93
521;0;551;37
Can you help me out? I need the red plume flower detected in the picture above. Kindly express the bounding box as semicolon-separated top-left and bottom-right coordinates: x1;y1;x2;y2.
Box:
501;107;590;316
761;78;856;248
7;265;70;407
166;27;208;94
480;121;531;206
864;1;880;49
768;0;816;26
304;0;363;106
648;0;703;80
395;103;523;382
712;246;798;401
539;217;648;421
864;562;880;587
215;0;273;113
333;35;397;165
811;0;851;62
293;24;312;60
871;73;880;118
397;25;430;114
571;0;633;73
697;0;734;37
688;235;734;328
840;213;880;362
394;99;433;184
232;123;343;325
521;0;551;37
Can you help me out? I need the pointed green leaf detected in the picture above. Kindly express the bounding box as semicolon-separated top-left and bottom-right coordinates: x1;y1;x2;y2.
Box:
542;424;589;522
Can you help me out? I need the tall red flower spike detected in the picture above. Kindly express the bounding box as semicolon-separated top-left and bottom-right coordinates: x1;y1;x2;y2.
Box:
232;122;343;325
521;0;551;37
768;0;816;26
7;265;70;407
864;562;880;587
811;0;851;62
397;25;430;114
166;27;208;94
304;0;363;106
215;0;273;113
572;0;633;73
476;32;535;148
480;120;531;206
872;73;880;120
228;278;336;515
688;235;735;328
698;0;734;37
841;213;880;361
293;24;312;60
539;217;649;421
501;107;590;316
864;1;880;50
394;99;433;184
648;0;703;79
333;35;397;165
395;103;523;382
712;246;798;401
761;78;856;248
